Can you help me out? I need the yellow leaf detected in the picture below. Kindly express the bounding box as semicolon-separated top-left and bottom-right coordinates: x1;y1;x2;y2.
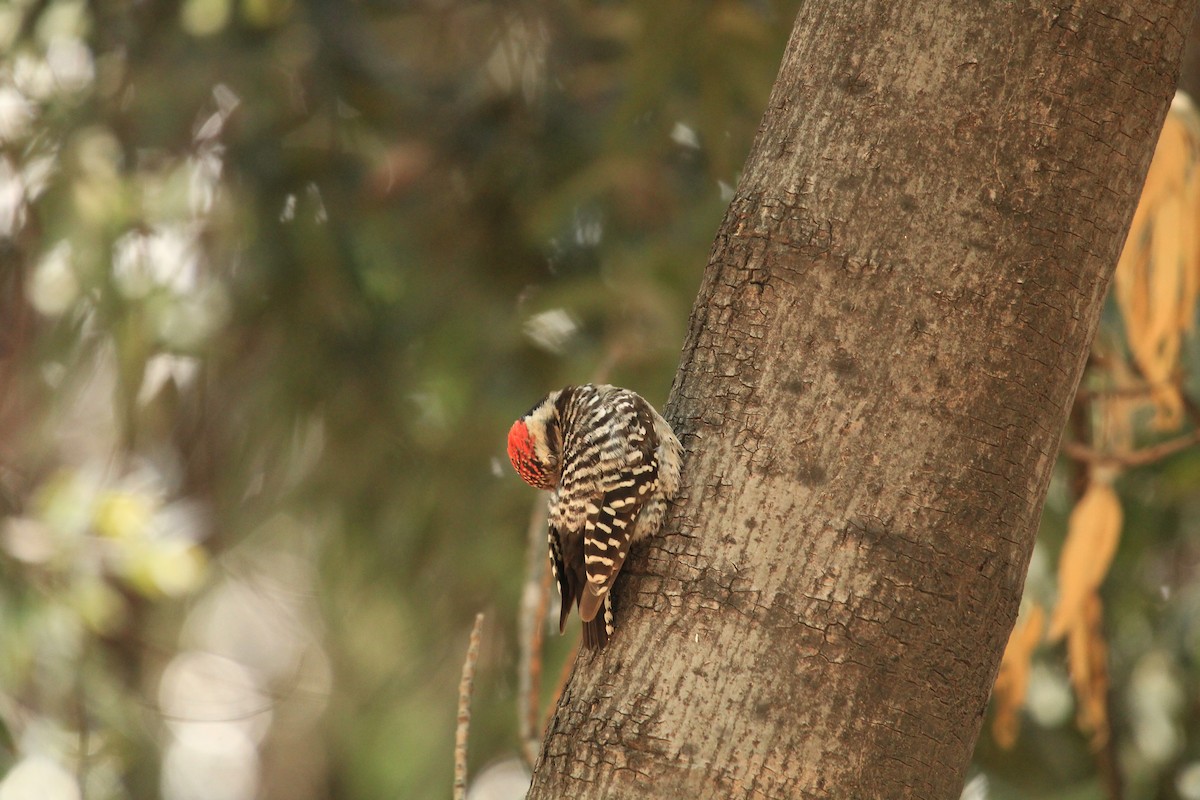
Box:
1067;593;1110;750
1047;481;1122;642
1147;194;1182;356
992;604;1045;749
1113;92;1200;430
1115;149;1154;360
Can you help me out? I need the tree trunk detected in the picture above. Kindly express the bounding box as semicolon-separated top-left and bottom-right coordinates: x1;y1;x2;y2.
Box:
528;2;1194;798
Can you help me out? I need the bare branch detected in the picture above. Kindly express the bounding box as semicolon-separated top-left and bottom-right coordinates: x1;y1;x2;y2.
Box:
1061;429;1200;468
517;500;549;767
1074;375;1185;401
454;613;484;800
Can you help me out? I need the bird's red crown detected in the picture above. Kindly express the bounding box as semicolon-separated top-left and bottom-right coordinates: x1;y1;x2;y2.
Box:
507;419;532;463
508;419;543;487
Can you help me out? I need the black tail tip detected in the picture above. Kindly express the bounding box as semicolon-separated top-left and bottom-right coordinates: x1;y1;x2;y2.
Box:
581;595;615;650
581;616;609;650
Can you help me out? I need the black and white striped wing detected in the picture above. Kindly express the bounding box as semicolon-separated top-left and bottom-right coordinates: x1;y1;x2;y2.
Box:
547;523;575;634
577;457;658;625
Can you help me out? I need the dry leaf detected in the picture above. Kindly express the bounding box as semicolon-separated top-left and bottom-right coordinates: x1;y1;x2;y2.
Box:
1067;593;1110;750
992;604;1045;749
1047;480;1123;642
1113;91;1200;429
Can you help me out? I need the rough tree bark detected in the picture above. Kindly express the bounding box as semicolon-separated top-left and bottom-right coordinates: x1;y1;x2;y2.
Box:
529;2;1195;799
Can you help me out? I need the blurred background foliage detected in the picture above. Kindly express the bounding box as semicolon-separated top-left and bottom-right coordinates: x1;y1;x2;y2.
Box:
0;1;1199;799
0;1;793;798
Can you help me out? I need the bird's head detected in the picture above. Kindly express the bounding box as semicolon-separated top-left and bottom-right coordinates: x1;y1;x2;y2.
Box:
507;391;562;490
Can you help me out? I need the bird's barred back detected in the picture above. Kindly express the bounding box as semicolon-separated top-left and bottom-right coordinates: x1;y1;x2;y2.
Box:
511;383;683;649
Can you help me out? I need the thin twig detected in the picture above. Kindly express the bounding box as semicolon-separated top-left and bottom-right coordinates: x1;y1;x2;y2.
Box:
1117;356;1200;428
1155;367;1200;428
530;566;552;709
1073;374;1186;402
454;613;484;800
517;500;549;767
1061;428;1200;468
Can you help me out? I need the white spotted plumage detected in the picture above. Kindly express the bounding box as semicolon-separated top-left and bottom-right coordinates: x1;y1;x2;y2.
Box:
507;384;683;649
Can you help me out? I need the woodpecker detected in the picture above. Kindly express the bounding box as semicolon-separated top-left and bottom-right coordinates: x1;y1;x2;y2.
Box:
507;384;683;649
